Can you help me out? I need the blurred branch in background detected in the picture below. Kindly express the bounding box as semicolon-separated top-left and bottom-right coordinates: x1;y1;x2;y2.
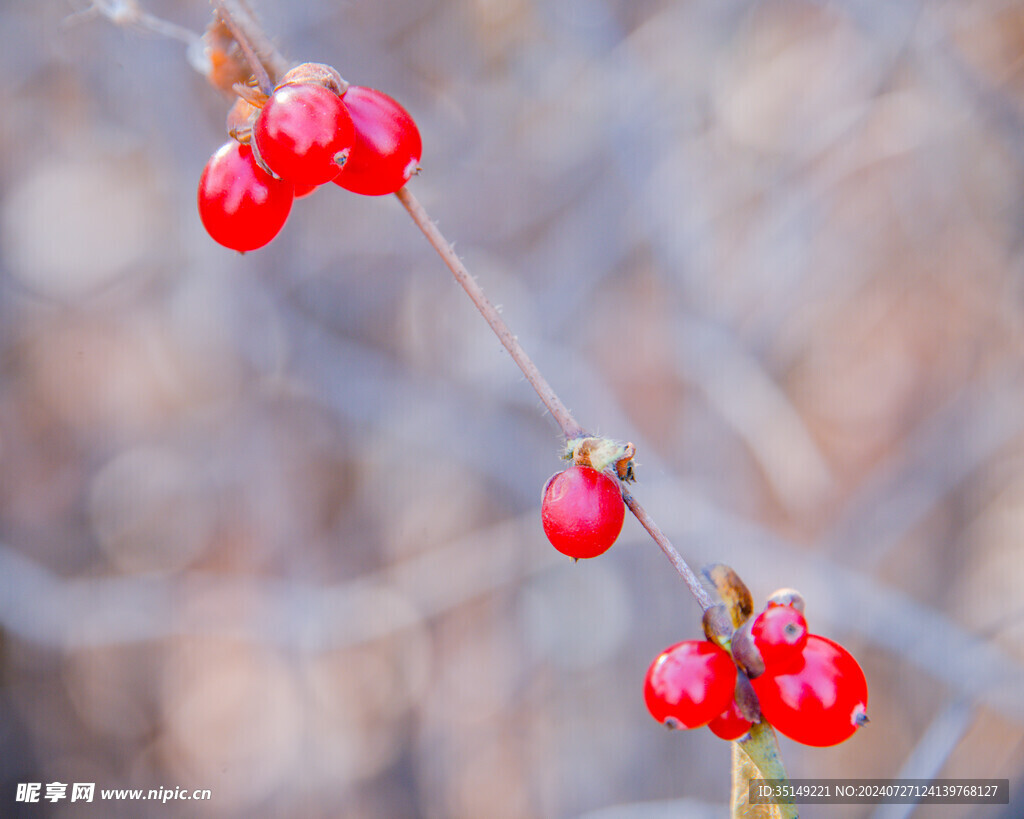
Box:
0;514;562;652
2;0;1024;816
4;475;1024;713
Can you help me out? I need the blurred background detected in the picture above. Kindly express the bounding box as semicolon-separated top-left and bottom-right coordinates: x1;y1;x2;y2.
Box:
1;0;1024;816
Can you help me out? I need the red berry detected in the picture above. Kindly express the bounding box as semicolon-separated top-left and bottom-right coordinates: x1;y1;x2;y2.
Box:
197;141;294;252
707;697;753;741
292;179;320;199
751;634;868;747
332;86;422;196
750;604;808;673
644;640;737;729
254;83;355;186
541;466;624;559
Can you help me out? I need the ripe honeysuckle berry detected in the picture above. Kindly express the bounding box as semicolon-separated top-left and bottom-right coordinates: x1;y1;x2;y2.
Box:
750;604;808;674
292;179;319;199
197;141;294;252
707;698;753;741
644;640;737;729
332;86;422;196
541;465;624;559
751;634;868;747
254;83;355;186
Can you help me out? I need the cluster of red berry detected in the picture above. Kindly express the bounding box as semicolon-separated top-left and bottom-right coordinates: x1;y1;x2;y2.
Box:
645;596;868;747
198;63;422;252
536;438;867;748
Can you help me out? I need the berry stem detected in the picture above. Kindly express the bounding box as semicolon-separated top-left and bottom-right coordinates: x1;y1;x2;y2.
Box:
731;728;797;818
396;186;713;611
213;0;284;95
394;186;587;441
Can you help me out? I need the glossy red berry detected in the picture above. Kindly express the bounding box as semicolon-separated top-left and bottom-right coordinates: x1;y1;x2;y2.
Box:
332;86;422;196
541;466;624;559
292;179;320;199
254;83;355;186
197;141;294;252
751;634;868;747
750;604;808;673
644;640;737;729
707;697;753;741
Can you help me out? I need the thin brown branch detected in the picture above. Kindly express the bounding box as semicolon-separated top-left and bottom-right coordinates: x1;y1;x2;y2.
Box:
213;0;288;93
397;185;713;610
395;186;587;442
214;1;272;94
622;490;714;611
68;1;201;45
